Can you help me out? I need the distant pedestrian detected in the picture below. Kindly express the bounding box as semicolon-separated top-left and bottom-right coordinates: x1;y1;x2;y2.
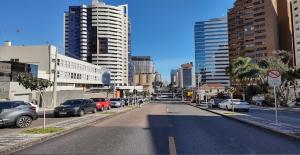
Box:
138;99;143;108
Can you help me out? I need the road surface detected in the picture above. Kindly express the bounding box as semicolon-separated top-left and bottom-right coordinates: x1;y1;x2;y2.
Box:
15;102;300;154
241;106;300;127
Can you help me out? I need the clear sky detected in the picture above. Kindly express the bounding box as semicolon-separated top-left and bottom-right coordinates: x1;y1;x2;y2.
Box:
0;0;234;81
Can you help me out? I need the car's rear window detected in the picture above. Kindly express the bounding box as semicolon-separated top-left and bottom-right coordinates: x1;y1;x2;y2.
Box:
110;98;120;101
0;102;12;109
92;98;105;102
62;100;83;105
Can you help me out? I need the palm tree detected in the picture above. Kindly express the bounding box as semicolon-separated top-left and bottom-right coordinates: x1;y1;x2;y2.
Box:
230;57;261;100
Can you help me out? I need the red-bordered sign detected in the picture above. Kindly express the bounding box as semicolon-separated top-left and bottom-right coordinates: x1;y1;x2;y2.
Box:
268;70;281;78
268;70;281;87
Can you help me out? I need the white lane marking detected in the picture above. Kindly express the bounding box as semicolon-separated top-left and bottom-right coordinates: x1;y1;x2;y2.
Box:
168;136;177;155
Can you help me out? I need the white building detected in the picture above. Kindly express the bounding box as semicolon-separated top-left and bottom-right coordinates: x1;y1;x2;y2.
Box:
177;63;195;89
0;43;110;91
64;0;129;86
292;0;300;68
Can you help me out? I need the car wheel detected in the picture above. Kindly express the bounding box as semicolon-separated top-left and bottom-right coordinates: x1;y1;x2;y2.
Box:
79;110;85;117
92;108;97;113
16;116;32;128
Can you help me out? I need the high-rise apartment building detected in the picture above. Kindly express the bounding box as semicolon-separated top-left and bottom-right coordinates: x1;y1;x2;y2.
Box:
228;0;279;63
64;5;90;60
292;0;300;68
278;0;294;60
170;69;177;85
194;18;230;87
64;0;129;86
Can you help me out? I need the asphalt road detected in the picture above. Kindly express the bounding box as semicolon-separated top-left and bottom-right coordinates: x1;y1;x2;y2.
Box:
241;107;300;127
15;103;300;155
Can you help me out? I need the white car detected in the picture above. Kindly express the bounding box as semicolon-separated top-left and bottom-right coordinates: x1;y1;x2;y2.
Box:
218;99;250;112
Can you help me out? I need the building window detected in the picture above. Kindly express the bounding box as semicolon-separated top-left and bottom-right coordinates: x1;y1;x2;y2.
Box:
10;58;19;62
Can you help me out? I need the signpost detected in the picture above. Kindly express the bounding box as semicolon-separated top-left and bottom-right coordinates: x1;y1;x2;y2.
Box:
227;87;236;112
268;70;282;124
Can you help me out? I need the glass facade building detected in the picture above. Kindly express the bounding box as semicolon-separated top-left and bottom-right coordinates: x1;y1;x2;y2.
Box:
194;17;230;87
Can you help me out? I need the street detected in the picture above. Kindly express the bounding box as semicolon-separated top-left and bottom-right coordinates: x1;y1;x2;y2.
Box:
15;102;300;155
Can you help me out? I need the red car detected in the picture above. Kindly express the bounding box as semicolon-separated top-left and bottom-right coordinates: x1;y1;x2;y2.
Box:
91;98;111;111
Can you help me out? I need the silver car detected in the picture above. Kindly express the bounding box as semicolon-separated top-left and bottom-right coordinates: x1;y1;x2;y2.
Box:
0;101;38;128
110;98;125;108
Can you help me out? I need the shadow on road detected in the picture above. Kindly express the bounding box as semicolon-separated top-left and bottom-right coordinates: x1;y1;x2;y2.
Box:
147;113;300;154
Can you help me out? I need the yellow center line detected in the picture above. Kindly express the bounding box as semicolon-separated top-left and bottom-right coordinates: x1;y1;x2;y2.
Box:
168;136;177;155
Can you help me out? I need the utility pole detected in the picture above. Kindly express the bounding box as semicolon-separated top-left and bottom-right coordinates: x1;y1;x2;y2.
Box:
52;47;58;108
113;75;116;98
198;74;202;105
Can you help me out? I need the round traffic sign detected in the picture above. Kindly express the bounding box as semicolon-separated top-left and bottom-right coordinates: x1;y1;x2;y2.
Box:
268;70;281;78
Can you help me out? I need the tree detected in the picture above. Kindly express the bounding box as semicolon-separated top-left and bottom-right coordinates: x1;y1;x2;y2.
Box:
229;57;262;100
258;51;293;106
17;73;52;129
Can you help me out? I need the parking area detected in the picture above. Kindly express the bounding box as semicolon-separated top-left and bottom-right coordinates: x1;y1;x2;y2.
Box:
0;103;138;136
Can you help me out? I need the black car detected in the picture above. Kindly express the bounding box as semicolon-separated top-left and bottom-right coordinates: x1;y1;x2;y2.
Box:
122;98;129;105
54;99;97;117
208;98;224;107
0;101;38;128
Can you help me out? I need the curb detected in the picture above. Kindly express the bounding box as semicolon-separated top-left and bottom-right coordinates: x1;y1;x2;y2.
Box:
185;102;300;141
0;106;139;155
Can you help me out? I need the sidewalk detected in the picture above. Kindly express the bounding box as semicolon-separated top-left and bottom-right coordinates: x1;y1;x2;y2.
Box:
0;106;139;155
187;102;300;140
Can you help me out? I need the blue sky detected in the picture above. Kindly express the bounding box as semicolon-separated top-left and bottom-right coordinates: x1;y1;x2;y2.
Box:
0;0;234;81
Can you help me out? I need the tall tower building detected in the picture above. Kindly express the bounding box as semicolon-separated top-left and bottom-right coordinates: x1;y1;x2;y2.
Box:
64;0;129;86
194;17;230;87
64;5;90;60
228;0;279;64
180;63;195;88
292;0;300;68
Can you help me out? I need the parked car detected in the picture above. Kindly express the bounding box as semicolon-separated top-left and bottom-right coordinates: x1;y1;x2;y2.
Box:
53;99;97;117
24;101;39;112
208;98;224;108
122;98;129;105
218;99;250;112
0;101;38;128
110;98;125;108
91;98;111;111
